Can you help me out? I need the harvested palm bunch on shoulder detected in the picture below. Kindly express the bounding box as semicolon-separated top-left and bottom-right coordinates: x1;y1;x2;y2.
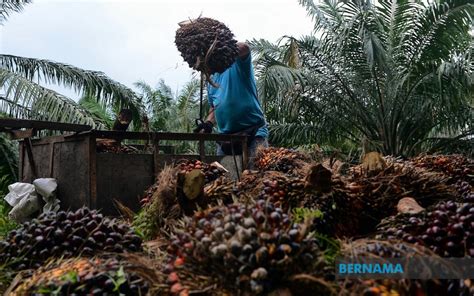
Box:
0;207;142;271
9;255;152;296
175;17;239;83
165;201;334;295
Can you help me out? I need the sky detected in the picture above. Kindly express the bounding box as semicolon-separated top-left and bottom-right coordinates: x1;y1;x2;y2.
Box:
0;0;314;99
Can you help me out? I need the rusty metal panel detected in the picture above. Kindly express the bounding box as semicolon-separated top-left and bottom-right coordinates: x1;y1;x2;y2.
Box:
21;141;54;182
96;153;154;216
20;136;91;211
52;138;90;211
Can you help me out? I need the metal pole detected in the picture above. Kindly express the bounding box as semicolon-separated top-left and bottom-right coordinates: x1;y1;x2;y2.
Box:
199;73;204;120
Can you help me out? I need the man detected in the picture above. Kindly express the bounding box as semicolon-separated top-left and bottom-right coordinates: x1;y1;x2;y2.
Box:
194;42;269;159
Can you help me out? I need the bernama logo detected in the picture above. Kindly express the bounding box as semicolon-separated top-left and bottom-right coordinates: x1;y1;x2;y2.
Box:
338;263;404;274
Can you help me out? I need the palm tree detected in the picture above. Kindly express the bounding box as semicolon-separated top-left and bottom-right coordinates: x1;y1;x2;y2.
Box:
0;0;31;24
134;79;203;132
252;0;473;157
134;79;175;132
0;1;144;128
134;79;206;153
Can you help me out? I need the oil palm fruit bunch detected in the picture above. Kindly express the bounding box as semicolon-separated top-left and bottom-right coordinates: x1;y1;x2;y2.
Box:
0;207;142;269
140;182;159;206
378;201;474;257
177;159;226;183
455;180;474;202
255;147;307;174
306;191;361;237
175;17;239;74
411;155;473;186
166;201;326;295
12;257;149;295
259;175;305;210
204;177;239;205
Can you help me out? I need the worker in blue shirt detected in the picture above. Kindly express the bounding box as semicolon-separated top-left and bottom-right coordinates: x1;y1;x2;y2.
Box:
194;42;269;159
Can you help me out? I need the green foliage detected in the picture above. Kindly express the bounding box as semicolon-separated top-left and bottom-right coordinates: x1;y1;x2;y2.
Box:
313;233;341;265
0;199;17;239
135;78;215;154
78;94;115;129
0;0;32;25
0;133;18;239
252;0;474;156
0;55;145;128
109;266;127;292
292;207;323;223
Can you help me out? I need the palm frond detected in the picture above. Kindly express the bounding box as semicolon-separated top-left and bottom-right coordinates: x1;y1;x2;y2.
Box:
256;0;473;156
0;0;31;25
78;94;114;129
0;54;145;124
0;69;103;127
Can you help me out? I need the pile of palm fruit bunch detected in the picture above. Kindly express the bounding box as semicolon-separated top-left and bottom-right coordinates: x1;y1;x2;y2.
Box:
2;149;470;295
0;207;142;270
237;164;363;237
176;159;228;183
376;200;474;258
340;155;459;234
255;147;310;175
140;159;228;206
164;200;334;295
409;154;473;201
339;240;474;295
140;181;159;206
175;17;239;76
9;256;152;295
96;139;138;154
134;161;235;240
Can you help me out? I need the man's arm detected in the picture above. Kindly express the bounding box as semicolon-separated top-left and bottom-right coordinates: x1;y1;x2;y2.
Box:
206;107;216;125
237;42;250;59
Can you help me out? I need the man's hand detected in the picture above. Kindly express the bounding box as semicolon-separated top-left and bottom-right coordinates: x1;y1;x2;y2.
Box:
193;120;213;133
237;42;250;59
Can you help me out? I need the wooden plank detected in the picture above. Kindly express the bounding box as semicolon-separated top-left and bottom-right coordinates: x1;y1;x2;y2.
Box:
242;137;249;170
199;140;205;163
96;153;154;215
153;139;161;178
88;135;97;209
19;142;24;181
0;118;91;132
91;130;247;142
9;129;35;139
49;142;55;177
24;138;37;179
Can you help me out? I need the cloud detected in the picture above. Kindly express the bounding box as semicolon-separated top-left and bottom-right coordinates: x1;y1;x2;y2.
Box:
1;0;313;99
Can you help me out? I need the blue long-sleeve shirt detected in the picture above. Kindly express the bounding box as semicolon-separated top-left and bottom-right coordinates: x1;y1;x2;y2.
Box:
207;53;268;138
